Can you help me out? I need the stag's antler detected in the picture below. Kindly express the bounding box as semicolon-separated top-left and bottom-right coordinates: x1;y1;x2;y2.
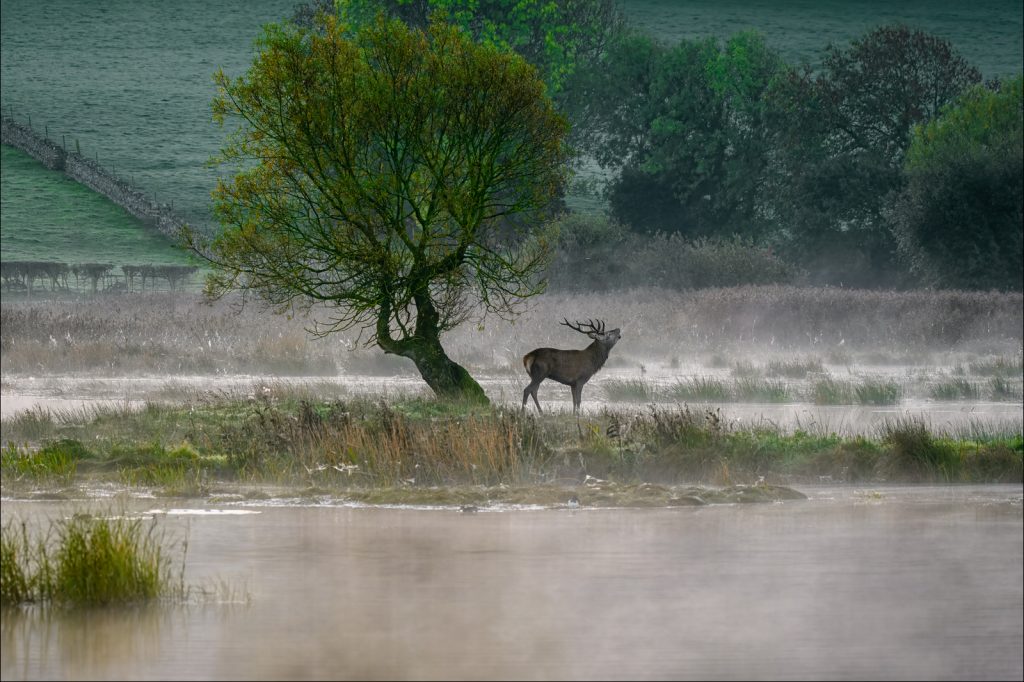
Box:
561;318;606;337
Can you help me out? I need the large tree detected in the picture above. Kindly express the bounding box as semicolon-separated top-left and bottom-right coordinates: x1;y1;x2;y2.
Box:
565;30;785;238
188;15;569;402
764;25;982;285
888;76;1023;290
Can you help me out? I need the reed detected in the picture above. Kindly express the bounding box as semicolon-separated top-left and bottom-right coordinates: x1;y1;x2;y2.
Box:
853;379;901;405
666;377;729;402
732;378;791;403
930;378;981;400
1;514;185;607
602;379;657;402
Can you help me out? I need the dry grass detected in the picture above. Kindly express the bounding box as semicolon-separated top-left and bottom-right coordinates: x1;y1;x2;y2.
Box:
2;287;1020;377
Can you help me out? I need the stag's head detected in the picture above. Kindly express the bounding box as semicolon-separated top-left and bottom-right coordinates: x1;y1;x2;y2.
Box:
561;318;621;350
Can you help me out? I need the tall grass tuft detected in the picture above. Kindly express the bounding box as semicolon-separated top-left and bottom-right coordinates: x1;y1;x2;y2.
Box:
667;377;729;402
732;378;790;403
811;377;854;405
0;439;88;485
969;356;1024;377
1;515;185;607
988;376;1023;402
929;378;980;400
765;357;824;379
877;417;959;481
602;379;657;402
854;379;901;405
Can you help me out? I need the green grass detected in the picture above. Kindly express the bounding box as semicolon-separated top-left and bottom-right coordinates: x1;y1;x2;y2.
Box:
811;377;854;405
989;376;1023;401
930;378;981;400
666;377;730;402
765;357;824;379
969;356;1024;377
5;395;1016;491
603;379;657;402
1;514;185;607
732;378;791;403
853;379;901;405
0;439;86;485
0;146;197;268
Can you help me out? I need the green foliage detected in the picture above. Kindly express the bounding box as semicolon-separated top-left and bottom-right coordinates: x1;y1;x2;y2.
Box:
193;14;569;400
878;417;956;480
889;76;1023;290
765;25;983;286
333;0;626;94
602;379;657;402
546;213;798;291
1;523;33;606
568;30;785;237
765;357;823;379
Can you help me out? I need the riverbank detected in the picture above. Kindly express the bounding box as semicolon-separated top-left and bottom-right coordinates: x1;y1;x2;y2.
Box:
2;395;1019;504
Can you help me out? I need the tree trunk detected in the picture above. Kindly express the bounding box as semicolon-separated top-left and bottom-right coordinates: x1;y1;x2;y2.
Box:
399;335;489;403
376;297;489;404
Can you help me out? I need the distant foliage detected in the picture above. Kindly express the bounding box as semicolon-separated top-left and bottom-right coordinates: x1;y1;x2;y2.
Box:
0;261;198;294
332;0;626;95
888;76;1023;290
567;30;784;238
546;214;797;291
763;25;983;285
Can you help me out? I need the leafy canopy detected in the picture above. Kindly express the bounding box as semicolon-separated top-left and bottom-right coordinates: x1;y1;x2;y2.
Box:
890;75;1023;290
195;14;570;348
334;0;626;94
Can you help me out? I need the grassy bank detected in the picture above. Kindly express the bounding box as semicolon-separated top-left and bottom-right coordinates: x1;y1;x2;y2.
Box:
2;394;1020;496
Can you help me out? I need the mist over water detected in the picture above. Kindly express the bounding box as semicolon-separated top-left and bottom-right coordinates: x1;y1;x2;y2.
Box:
2;486;1022;680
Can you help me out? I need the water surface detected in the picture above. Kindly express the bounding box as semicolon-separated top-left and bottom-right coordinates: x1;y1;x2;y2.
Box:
2;485;1021;680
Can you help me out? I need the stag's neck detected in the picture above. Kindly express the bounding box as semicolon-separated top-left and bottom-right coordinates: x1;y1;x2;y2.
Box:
587;339;611;369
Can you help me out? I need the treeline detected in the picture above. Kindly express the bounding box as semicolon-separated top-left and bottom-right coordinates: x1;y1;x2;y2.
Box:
560;25;1022;290
322;3;1022;291
0;261;199;294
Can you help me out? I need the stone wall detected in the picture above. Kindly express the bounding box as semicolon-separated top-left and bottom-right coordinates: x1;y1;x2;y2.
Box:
1;115;194;242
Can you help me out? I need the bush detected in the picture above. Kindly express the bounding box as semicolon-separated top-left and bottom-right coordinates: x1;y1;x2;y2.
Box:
546;213;799;291
889;76;1023;290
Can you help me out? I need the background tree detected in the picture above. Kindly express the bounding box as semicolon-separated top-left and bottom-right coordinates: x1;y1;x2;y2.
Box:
333;0;627;95
188;15;569;402
565;31;785;238
888;76;1023;290
764;25;982;286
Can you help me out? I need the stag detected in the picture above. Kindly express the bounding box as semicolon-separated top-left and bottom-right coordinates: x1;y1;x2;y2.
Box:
522;318;621;414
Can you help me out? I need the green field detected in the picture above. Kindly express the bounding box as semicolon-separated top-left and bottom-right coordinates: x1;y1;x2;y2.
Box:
0;145;195;267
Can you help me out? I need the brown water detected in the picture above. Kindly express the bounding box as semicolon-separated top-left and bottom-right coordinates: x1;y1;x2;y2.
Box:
2;485;1022;680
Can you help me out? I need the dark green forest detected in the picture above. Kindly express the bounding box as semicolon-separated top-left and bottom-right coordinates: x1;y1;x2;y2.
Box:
312;0;1022;292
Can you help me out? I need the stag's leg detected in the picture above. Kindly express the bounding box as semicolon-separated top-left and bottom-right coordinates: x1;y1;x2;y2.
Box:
523;379;543;413
570;383;583;414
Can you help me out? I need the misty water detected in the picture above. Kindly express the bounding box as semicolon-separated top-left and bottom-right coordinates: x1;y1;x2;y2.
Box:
3;368;1021;438
2;485;1022;680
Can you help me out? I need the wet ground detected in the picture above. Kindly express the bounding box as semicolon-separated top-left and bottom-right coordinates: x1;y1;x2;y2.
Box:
3;370;1021;437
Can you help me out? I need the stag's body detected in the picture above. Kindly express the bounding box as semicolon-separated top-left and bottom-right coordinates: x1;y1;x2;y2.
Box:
522;319;621;413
